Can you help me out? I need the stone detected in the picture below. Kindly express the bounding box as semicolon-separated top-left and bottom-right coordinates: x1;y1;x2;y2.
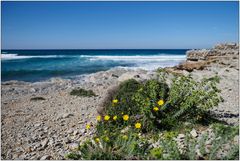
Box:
205;144;211;153
68;143;79;150
73;130;79;136
35;123;41;127
64;138;71;144
40;155;51;160
41;138;49;148
29;88;36;93
67;129;74;134
62;113;74;119
234;135;239;143
79;129;85;134
190;129;198;138
178;134;185;139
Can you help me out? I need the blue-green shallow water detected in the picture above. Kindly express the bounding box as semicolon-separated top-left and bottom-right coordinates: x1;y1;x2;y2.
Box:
1;49;187;82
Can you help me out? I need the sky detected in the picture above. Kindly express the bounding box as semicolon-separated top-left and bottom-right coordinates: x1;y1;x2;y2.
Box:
1;1;239;49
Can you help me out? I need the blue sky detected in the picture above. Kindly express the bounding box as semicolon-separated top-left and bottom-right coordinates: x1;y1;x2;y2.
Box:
1;1;239;49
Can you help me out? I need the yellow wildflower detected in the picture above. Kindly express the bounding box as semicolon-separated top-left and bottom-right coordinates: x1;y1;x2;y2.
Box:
104;115;110;121
104;136;110;142
121;112;124;115
113;115;118;121
86;124;91;130
135;123;141;129
122;135;128;140
96;115;101;121
153;107;159;112
95;138;100;143
157;99;164;106
112;99;118;103
123;115;129;121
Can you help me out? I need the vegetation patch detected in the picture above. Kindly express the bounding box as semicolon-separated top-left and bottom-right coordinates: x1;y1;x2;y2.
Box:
70;88;96;97
67;70;238;160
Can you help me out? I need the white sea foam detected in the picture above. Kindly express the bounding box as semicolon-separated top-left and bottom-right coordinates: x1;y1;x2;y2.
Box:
1;54;65;60
81;54;186;70
81;55;186;62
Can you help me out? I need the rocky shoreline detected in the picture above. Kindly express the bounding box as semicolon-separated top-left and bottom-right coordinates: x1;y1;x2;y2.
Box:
1;43;239;160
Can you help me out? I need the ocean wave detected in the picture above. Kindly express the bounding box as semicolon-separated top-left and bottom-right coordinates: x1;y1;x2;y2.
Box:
81;55;186;61
1;54;66;60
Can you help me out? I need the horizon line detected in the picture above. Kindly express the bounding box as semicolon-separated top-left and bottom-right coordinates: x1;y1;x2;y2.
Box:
2;48;194;50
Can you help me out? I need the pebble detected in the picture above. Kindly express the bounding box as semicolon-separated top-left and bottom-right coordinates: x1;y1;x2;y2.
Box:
190;129;198;138
73;130;79;136
234;135;239;143
40;155;51;160
41;138;49;148
64;138;71;144
178;134;185;139
34;123;41;127
67;129;74;134
68;143;79;150
62;113;74;119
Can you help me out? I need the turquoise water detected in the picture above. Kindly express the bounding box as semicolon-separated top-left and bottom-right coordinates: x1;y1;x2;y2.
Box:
1;49;187;82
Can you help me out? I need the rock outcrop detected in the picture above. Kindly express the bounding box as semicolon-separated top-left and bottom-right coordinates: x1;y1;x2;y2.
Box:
187;43;239;61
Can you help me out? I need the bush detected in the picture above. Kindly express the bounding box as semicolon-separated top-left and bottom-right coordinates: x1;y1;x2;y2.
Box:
67;73;232;160
108;79;142;115
66;133;148;160
158;75;222;128
70;88;96;97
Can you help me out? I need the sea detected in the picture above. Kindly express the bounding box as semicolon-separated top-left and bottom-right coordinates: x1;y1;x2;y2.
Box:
1;49;187;82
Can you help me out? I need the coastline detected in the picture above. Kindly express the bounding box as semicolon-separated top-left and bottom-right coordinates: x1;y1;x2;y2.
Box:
1;43;239;160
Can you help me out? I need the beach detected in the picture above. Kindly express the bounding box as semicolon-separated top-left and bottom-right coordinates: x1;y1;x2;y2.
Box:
1;43;239;159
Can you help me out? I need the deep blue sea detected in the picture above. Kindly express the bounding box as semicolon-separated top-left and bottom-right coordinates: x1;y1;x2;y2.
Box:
1;49;187;82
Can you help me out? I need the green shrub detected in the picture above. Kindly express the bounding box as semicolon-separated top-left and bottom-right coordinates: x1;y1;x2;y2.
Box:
70;88;96;97
68;74;230;160
67;133;147;160
65;153;81;160
160;75;222;127
111;79;141;115
132;79;169;132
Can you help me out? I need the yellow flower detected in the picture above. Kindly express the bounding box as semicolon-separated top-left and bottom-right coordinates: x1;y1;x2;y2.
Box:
95;138;100;143
112;99;118;103
96;115;101;121
135;123;141;129
123;115;129;121
121;112;124;115
153;107;159;112
122;135;128;140
104;136;110;142
86;124;91;130
104;115;110;121
157;99;164;106
113;115;118;121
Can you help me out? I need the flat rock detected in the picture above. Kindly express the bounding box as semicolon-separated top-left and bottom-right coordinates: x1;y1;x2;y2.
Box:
190;129;198;138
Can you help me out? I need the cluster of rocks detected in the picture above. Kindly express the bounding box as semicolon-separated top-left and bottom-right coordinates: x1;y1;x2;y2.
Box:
186;43;239;61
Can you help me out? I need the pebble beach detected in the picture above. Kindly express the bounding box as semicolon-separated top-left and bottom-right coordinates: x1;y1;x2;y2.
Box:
1;43;239;160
